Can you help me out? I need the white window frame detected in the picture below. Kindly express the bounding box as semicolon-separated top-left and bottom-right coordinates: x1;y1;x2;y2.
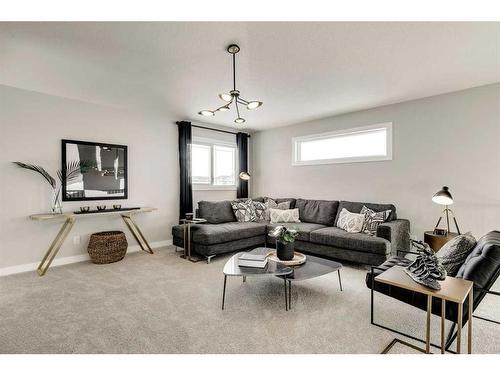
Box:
292;122;393;166
192;137;238;191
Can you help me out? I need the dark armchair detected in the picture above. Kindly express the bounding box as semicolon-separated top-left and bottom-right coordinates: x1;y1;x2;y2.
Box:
366;230;500;352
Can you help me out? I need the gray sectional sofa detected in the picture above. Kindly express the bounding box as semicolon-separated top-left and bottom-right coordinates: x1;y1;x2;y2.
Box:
172;198;410;266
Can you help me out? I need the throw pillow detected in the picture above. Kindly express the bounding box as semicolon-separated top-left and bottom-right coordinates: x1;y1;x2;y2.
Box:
269;208;300;224
361;206;392;236
252;201;267;221
264;198;291;221
437;233;477;276
231;199;255;223
337;208;365;233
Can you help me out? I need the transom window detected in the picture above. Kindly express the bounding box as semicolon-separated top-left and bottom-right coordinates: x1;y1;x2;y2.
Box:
192;141;237;189
293;123;392;166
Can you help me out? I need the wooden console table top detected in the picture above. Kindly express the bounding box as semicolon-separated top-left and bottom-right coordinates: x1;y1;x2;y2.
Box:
30;207;157;221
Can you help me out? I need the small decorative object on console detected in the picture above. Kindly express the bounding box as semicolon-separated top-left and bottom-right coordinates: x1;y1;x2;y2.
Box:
113;204;122;210
269;225;299;261
404;239;447;290
96;205;106;211
79;206;90;213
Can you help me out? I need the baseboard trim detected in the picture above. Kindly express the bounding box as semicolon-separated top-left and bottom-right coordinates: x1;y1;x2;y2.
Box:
0;240;172;277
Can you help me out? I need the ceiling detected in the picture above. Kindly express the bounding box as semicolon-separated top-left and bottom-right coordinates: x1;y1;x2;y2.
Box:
1;22;499;131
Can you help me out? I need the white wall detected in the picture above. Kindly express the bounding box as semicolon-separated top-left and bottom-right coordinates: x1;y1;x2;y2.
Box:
0;85;179;270
252;83;500;240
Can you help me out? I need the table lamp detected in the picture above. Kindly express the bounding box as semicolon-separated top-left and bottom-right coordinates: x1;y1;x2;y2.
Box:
432;186;461;235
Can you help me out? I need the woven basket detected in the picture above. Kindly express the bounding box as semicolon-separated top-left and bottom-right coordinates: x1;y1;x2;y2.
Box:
87;231;128;264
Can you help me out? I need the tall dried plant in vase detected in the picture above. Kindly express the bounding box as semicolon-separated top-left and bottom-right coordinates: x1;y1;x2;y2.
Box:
13;160;95;214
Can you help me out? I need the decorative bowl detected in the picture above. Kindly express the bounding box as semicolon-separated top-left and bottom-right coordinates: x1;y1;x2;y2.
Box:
113;204;122;210
79;206;90;213
96;205;106;211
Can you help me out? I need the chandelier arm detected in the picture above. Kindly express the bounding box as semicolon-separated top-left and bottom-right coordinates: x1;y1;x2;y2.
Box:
237;98;249;105
235;100;241;119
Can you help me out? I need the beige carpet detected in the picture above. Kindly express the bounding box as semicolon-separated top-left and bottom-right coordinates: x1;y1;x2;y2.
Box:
0;247;498;354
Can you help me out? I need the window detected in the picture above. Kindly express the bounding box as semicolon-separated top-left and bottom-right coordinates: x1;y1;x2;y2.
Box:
192;144;211;184
292;122;392;166
192;140;237;190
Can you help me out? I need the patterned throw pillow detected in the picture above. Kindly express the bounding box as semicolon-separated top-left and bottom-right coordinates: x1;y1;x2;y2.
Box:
231;199;255;222
252;201;267;221
437;233;476;276
361;206;392;236
269;208;300;224
264;198;291;221
337;208;365;233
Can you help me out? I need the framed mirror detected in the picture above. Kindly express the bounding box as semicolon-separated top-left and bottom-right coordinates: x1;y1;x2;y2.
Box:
61;139;128;201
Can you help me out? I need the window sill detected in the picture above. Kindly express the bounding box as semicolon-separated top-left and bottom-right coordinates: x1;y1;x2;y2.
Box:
193;185;237;191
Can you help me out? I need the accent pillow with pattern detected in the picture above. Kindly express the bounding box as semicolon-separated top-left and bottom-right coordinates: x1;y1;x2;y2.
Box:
361;206;392;236
437;233;476;276
337;208;365;233
252;201;267;221
231;199;255;222
264;198;291;221
269;208;300;224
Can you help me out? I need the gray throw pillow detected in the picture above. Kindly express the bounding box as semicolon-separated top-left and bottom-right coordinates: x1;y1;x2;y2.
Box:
437;233;476;276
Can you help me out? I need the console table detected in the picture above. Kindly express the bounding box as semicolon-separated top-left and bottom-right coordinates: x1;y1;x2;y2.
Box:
30;207;157;276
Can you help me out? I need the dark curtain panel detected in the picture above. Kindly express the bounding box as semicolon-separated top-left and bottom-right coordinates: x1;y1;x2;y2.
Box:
236;132;249;198
177;121;193;221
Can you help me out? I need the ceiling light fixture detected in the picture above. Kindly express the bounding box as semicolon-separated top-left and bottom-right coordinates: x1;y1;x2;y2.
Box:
198;44;263;125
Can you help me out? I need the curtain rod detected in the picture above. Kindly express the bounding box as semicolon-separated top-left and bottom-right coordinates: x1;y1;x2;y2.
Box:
176;121;251;137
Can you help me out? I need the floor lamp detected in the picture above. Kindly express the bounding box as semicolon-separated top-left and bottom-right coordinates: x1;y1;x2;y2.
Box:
432;186;461;235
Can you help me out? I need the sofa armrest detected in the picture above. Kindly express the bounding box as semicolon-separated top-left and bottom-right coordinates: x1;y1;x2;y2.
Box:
377;219;410;254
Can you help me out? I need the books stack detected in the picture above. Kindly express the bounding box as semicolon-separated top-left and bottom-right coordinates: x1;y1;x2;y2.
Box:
237;253;268;268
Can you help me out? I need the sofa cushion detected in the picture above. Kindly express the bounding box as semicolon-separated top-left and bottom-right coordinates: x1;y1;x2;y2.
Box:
310;227;390;255
275;198;296;209
198;200;235;224
295;199;339;226
267;222;326;242
335;201;397;226
192;222;267;245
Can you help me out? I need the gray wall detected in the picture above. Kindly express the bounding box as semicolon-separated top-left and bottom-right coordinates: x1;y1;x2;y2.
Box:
0;85;179;270
252;83;500;240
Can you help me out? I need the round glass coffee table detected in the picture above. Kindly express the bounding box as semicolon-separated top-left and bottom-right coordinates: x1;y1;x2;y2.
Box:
222;247;343;311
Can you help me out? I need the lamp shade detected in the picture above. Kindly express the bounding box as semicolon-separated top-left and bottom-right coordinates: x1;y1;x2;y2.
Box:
432;186;453;205
239;171;251;181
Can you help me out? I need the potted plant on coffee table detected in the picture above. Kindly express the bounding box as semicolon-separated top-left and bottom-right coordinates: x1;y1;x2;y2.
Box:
269;226;299;261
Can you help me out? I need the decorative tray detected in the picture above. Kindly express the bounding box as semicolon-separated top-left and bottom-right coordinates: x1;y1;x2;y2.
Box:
266;251;307;266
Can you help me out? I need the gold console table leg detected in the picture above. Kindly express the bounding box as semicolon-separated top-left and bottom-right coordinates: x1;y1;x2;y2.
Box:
37;217;75;276
121;214;153;254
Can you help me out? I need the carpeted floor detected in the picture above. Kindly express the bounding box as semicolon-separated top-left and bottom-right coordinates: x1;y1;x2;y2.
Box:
0;247;498;354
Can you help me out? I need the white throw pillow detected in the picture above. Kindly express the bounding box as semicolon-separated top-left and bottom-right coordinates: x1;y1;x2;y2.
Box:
337;208;365;233
269;208;300;224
